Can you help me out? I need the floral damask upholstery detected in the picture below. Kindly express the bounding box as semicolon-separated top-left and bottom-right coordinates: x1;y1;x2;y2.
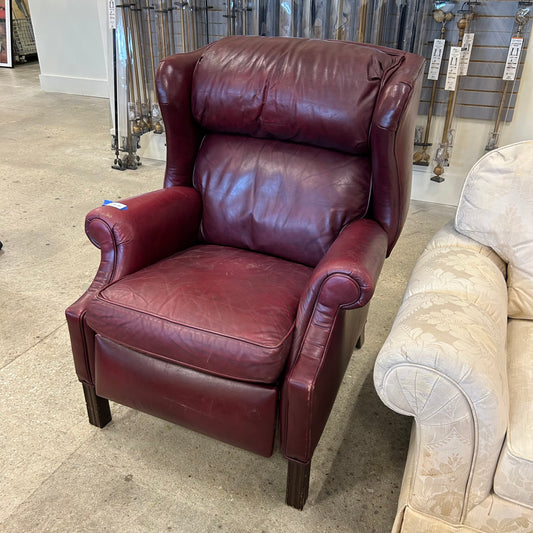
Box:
456;141;533;319
374;141;533;532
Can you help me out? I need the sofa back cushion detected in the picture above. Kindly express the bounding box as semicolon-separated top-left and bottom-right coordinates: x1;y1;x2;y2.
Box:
455;140;533;319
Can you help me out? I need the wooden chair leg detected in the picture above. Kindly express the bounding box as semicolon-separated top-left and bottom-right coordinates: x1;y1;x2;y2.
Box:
286;459;311;510
82;383;112;428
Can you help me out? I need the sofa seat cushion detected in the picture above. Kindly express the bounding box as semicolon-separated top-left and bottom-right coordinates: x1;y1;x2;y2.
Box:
86;245;313;384
494;319;533;509
455;140;533;319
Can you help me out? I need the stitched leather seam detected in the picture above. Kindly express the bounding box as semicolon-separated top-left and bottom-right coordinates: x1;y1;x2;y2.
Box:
77;308;93;382
302;304;343;459
393;82;413;250
293;271;363;364
87;217;119;283
284;273;362;459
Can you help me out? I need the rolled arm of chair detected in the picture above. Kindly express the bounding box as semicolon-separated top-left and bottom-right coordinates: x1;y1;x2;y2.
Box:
373;224;509;523
66;186;202;383
298;218;389;315
85;186;202;284
281;218;388;462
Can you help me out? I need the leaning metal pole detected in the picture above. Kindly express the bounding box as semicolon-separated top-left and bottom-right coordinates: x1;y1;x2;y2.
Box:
336;0;344;39
126;2;146;133
144;0;164;133
118;3;141;169
485;6;531;151
177;1;188;52
111;14;124;170
132;0;150;131
358;0;368;42
413;8;453;166
432;5;474;182
158;0;169;57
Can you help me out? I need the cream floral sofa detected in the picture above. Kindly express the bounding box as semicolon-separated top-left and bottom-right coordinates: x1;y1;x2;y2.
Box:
374;141;533;533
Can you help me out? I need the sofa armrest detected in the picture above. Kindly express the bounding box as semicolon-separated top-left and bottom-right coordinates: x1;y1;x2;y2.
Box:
65;186;202;383
281;219;388;462
374;223;509;523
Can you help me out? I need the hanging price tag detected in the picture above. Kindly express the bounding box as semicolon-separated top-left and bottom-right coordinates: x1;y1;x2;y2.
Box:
428;39;445;80
108;1;117;29
445;46;462;91
459;33;475;76
503;37;523;81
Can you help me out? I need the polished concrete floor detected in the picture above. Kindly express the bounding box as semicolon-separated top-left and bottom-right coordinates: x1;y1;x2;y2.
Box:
0;62;456;532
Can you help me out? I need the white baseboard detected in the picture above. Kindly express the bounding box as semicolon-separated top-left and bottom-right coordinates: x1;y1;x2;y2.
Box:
39;74;109;99
137;131;167;161
411;166;465;207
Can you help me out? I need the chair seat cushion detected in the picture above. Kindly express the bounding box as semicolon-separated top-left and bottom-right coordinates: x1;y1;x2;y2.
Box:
86;245;312;384
494;318;533;509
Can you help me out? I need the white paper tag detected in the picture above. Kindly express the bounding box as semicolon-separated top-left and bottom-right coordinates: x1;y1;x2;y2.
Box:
108;1;117;29
445;46;462;91
428;39;445;80
459;33;475;76
503;37;523;81
103;200;128;210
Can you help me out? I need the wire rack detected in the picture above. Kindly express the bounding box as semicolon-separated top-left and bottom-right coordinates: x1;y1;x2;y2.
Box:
12;17;37;60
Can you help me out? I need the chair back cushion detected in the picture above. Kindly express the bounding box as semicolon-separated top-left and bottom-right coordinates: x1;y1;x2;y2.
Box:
193;133;371;266
455;140;533;319
190;36;404;265
191;36;401;155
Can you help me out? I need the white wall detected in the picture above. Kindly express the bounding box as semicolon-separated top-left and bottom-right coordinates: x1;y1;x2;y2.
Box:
28;0;109;98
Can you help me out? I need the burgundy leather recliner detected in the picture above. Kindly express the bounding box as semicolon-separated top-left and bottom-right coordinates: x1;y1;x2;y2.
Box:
66;36;424;509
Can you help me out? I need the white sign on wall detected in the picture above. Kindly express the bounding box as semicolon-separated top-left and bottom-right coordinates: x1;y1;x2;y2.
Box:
428;39;446;80
445;46;462;91
503;37;524;81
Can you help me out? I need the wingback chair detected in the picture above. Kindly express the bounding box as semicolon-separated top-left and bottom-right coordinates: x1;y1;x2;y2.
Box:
66;35;424;509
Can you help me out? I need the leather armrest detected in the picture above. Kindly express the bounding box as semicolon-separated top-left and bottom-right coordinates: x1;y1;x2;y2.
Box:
66;186;201;383
281;219;388;463
309;218;388;308
292;218;388;354
85;186;202;285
